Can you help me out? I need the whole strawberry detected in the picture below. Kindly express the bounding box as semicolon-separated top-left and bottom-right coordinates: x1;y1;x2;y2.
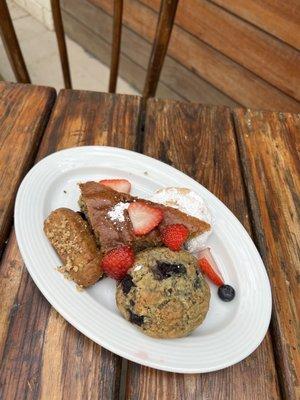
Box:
102;245;135;280
161;224;189;251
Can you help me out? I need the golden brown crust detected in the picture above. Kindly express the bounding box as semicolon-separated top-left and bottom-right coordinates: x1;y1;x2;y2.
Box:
79;182;210;254
116;248;210;338
44;208;103;287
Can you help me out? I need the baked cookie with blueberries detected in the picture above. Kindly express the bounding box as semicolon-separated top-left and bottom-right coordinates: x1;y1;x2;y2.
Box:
116;247;210;338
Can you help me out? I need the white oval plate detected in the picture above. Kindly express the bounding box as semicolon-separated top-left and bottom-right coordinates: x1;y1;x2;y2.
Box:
15;146;271;373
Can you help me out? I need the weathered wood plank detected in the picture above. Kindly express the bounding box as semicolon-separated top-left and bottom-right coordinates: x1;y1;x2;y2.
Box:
142;0;178;99
212;0;300;50
125;99;281;399
61;10;180;101
51;0;72;89
61;0;238;106
0;82;56;255
0;1;30;83
90;0;300;112
139;0;300;100
0;90;141;399
108;0;123;93
233;109;300;400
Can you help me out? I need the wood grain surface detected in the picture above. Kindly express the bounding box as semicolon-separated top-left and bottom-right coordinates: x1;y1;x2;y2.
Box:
0;82;55;255
62;0;239;107
108;0;123;93
233;109;300;400
1;85;298;399
125;99;281;400
51;0;72;89
61;7;181;101
142;0;178;99
91;0;300;112
0;89;141;400
141;0;300;100
212;0;300;50
0;0;30;83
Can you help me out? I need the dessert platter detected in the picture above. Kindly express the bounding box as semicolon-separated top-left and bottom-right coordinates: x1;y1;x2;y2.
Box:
15;146;272;372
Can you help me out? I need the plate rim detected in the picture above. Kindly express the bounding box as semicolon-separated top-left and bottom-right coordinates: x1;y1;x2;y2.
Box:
14;145;272;373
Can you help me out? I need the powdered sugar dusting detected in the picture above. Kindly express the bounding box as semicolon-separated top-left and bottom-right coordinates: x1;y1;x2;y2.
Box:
185;232;211;254
107;202;130;222
151;187;211;224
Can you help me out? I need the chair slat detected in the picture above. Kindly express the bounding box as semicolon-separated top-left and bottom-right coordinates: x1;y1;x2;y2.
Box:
143;0;179;99
0;0;31;83
51;0;72;89
109;0;123;93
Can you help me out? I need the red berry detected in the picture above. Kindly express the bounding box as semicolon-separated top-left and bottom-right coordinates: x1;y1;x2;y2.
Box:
102;246;134;280
100;179;131;193
198;258;224;286
161;224;189;251
128;201;163;235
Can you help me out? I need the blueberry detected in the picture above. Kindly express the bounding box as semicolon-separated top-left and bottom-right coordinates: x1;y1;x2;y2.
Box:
129;310;144;326
154;261;186;280
121;274;135;295
218;284;235;302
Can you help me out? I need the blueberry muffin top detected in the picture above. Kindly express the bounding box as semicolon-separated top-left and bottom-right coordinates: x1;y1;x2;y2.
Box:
116;247;210;338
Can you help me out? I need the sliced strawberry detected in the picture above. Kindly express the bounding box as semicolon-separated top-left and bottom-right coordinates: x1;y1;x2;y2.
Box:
198;248;224;286
128;201;163;235
100;179;131;193
102;245;134;280
161;224;189;251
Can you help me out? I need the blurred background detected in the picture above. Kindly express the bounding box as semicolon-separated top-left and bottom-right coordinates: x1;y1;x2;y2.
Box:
1;0;299;112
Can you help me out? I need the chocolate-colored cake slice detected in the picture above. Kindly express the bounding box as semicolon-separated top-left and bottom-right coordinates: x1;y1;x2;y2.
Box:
79;181;210;253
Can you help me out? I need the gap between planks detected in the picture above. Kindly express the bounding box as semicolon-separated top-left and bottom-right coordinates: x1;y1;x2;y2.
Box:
117;96;146;400
1;93;287;398
124;98;282;400
230;108;295;400
0;85;57;263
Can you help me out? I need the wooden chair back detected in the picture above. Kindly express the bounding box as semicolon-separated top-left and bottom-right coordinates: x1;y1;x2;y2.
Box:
0;0;30;83
0;0;178;99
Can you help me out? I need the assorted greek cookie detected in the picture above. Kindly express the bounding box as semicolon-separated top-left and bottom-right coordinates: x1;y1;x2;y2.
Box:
116;248;210;338
44;208;103;287
44;180;235;338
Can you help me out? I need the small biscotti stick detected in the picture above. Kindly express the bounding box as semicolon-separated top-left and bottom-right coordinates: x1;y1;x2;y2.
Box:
44;208;103;287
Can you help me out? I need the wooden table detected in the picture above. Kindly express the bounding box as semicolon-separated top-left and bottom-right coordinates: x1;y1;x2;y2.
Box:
0;82;299;400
